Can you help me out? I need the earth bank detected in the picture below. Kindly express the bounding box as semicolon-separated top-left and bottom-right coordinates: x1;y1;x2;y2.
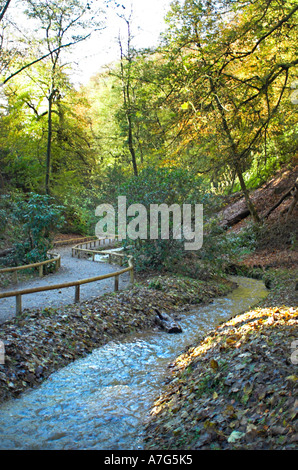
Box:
143;267;298;450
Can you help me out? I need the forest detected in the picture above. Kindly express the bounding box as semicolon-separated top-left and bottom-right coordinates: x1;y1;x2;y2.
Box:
0;0;297;269
0;0;297;452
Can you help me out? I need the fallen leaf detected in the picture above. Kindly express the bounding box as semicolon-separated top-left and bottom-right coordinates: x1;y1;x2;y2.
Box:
210;359;219;371
228;431;246;443
286;375;298;382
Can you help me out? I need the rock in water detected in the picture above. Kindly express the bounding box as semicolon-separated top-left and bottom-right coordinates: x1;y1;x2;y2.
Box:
154;308;182;334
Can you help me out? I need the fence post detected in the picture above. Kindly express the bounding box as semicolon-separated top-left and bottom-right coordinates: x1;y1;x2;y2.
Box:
114;275;119;292
16;294;22;316
130;266;134;285
13;271;18;284
0;340;5;365
75;285;80;303
39;265;43;277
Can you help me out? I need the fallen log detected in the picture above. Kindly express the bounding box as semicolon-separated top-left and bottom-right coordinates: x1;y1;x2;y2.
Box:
222;208;250;228
263;177;298;220
154;308;182;334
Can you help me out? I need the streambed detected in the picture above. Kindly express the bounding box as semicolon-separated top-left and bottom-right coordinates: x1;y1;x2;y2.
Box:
0;276;268;450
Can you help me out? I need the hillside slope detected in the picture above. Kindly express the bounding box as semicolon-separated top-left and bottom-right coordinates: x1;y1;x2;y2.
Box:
222;164;298;269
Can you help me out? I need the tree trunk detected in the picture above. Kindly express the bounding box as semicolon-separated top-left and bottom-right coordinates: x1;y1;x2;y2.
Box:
286;183;298;219
0;0;12;22
119;17;138;177
0;169;5;191
45;90;53;195
127;110;138;176
154;308;182;334
263;178;298;220
208;74;260;223
235;165;260;223
222;208;251;228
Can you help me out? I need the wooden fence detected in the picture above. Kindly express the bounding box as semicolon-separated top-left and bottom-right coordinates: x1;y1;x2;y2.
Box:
53;236;98;247
71;235;122;259
0;236;133;316
0;252;61;285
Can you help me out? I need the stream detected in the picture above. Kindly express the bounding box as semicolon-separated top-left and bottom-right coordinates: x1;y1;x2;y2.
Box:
0;276;268;450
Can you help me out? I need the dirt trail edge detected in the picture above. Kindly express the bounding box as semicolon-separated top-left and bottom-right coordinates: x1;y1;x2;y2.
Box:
0;246;130;325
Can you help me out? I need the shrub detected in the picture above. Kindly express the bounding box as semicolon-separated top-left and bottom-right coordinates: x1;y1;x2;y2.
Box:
5;193;64;266
115;166;208;272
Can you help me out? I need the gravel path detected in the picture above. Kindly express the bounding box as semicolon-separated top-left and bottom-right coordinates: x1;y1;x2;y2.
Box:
0;246;130;325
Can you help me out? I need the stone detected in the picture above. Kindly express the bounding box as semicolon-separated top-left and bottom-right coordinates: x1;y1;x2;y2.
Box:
154;309;182;334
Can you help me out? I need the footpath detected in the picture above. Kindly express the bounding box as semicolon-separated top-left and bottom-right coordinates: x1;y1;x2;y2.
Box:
0;245;129;324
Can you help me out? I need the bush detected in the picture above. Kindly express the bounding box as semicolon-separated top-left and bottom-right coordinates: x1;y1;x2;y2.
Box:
5;193;64;266
114;166;209;272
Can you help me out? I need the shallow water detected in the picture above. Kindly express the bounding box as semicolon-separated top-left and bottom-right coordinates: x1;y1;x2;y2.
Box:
0;277;267;450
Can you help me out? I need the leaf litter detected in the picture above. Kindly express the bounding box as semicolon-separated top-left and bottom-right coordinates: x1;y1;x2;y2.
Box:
144;290;298;450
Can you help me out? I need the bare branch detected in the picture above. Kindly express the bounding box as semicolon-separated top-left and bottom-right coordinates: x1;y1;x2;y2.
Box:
0;0;12;23
0;33;91;86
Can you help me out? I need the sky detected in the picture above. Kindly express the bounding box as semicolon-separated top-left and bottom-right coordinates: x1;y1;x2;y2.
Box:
5;0;174;87
70;0;174;85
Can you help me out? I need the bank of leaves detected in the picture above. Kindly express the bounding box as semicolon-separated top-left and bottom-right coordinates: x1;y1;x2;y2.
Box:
0;274;233;404
144;302;298;450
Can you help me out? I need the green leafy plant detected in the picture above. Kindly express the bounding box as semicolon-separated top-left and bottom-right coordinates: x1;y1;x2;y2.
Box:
6;193;64;266
116;166;207;272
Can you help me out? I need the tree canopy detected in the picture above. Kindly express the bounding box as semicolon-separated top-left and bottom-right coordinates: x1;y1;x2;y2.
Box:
0;0;297;266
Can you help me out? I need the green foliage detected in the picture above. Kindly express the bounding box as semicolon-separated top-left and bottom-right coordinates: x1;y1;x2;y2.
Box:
116;166;208;272
148;278;163;290
5;193;64;266
119;166;206;207
0;196;9;237
1;0;297;270
61;196;98;236
161;0;298;200
201;221;260;268
177;219;263;280
128;238;185;273
115;166;264;275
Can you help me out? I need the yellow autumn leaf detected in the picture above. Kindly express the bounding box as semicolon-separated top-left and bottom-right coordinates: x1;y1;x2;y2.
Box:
285;375;298;382
181;102;189;110
210;359;219;371
226;338;236;344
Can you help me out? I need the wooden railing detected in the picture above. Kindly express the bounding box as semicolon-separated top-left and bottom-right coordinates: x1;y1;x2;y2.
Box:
0;252;61;285
71;237;134;284
0;236;133;317
53;236;98;247
70;234;134;295
71;235;122;259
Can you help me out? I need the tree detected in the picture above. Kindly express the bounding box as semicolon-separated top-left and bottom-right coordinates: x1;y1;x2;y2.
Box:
89;43;178;175
23;0;104;194
0;55;98;198
0;0;106;86
0;0;12;22
160;0;298;221
117;12;139;176
117;166;205;271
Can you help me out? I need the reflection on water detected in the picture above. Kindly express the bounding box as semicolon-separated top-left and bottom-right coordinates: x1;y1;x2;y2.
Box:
0;277;267;450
